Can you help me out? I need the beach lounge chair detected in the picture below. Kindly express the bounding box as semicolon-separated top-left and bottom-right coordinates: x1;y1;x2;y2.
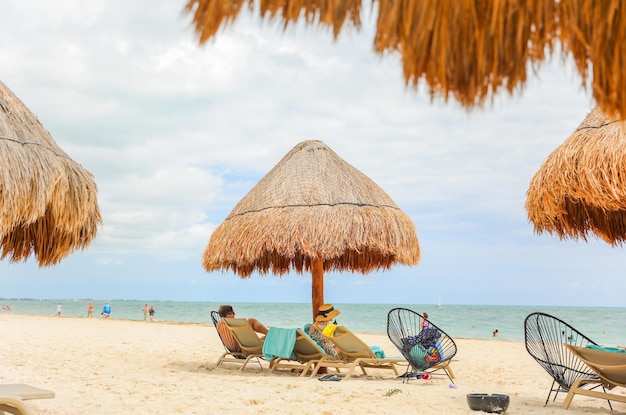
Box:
210;311;255;368
524;312;601;405
310;326;406;380
0;383;55;415
562;345;626;409
216;316;265;370
265;328;326;376
386;307;457;383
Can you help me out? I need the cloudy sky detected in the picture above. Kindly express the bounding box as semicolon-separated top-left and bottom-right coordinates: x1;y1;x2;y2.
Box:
0;1;621;307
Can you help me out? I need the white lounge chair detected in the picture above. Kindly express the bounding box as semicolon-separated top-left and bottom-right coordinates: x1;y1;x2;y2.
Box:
0;383;54;415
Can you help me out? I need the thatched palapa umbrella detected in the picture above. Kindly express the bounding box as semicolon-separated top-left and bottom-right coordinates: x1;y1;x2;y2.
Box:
0;80;101;266
203;140;420;318
526;107;626;245
185;0;626;118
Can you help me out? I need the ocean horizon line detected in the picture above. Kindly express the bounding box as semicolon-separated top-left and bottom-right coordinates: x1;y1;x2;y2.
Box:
1;297;623;309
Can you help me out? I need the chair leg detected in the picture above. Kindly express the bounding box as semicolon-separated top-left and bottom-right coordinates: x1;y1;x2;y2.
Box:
343;364;358;380
400;366;412;384
310;358;327;377
239;356;255;371
562;380;579;409
0;398;35;415
442;365;455;384
215;352;228;367
544;380;557;406
606;390;614;411
446;367;455;382
300;361;315;377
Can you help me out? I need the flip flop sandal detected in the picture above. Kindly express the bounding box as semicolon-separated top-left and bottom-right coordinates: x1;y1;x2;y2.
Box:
319;374;341;381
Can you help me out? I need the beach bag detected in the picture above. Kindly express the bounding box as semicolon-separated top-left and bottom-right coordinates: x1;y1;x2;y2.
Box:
408;344;429;370
321;323;338;338
434;340;444;361
424;345;441;363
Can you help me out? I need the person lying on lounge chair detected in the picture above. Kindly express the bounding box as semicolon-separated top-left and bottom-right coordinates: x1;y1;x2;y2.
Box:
216;304;268;352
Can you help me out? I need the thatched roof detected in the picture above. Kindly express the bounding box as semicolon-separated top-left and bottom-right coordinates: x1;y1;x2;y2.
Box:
525;107;626;245
202;140;420;276
184;0;626;118
0;80;102;266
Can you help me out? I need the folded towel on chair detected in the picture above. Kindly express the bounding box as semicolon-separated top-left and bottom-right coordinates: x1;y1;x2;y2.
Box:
586;344;626;354
370;345;386;358
262;327;297;361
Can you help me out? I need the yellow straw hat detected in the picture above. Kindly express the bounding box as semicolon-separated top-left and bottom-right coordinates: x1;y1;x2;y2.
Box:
315;304;340;322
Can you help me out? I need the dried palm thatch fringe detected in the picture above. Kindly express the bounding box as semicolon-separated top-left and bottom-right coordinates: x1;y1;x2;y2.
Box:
184;0;362;43
526;107;626;245
184;0;626;117
202;140;420;276
558;0;626;119
374;0;558;107
0;80;102;266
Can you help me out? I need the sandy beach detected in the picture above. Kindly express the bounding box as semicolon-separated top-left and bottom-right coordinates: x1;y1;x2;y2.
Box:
0;314;622;415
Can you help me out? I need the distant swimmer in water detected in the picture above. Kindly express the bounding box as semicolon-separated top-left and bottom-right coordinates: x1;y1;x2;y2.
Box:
2;305;11;311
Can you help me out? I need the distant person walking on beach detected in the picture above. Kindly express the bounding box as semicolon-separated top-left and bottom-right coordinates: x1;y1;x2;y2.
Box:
56;303;63;318
87;301;94;317
102;302;111;318
149;305;155;321
143;304;149;321
216;305;268;352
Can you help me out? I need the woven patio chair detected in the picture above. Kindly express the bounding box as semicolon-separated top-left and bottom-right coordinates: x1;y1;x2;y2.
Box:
524;312;607;407
387;307;456;383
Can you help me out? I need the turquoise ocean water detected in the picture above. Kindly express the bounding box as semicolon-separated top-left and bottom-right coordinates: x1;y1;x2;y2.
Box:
1;299;624;346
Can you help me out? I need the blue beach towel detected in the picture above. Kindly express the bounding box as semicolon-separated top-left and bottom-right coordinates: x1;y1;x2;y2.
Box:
262;327;297;361
586;344;626;354
370;345;386;359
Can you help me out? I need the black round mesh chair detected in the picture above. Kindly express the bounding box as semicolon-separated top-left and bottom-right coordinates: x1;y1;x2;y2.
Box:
387;307;457;383
524;312;607;407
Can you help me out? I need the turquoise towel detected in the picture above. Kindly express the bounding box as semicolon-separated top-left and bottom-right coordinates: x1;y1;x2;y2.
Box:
370;345;386;358
586;344;626;354
263;327;297;361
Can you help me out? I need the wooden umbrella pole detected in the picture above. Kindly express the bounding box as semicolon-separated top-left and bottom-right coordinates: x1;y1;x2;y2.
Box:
311;256;324;320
